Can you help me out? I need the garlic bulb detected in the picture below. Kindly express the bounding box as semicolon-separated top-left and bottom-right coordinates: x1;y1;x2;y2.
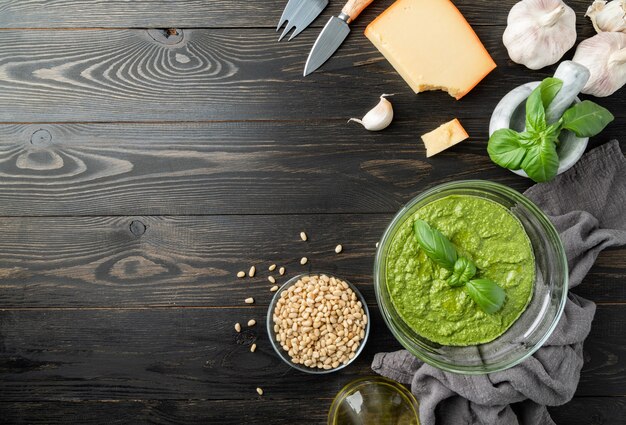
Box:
586;0;626;33
573;32;626;97
503;0;577;70
348;94;394;131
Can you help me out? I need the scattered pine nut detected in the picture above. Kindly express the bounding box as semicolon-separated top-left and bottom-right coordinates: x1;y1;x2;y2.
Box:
268;276;276;284
248;319;256;327
251;343;257;353
300;232;308;241
256;387;263;395
335;244;343;254
245;297;254;304
269;264;276;271
270;285;279;292
376;242;379;248
279;266;285;276
248;266;256;277
237;271;246;278
235;323;241;332
300;257;308;265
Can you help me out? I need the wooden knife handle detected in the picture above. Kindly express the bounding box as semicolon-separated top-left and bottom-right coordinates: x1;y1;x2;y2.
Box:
341;0;374;23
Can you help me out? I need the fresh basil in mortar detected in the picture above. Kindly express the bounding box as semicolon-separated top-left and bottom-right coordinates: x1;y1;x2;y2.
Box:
488;77;614;183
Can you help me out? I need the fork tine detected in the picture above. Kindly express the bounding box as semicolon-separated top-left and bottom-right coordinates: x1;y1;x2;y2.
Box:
287;5;320;41
289;0;328;40
278;23;295;42
288;25;304;41
276;16;287;31
277;0;328;40
276;0;301;31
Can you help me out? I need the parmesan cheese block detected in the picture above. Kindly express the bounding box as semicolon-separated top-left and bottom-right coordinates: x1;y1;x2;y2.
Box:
365;0;496;100
421;119;469;157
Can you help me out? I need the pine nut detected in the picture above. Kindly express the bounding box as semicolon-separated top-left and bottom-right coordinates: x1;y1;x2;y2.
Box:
269;264;276;271
268;276;276;284
245;297;254;304
250;343;257;353
270;285;279;292
300;231;307;241
279;266;285;276
248;266;256;277
335;244;343;254
248;319;256;327
235;323;241;332
271;274;367;370
300;257;308;265
237;271;246;278
256;387;263;395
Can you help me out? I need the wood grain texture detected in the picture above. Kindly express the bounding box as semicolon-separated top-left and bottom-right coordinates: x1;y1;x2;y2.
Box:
0;0;624;422
549;398;626;425
1;397;624;425
0;305;401;401
0;25;623;123
0;122;623;216
0;306;623;400
0;399;328;424
0;215;623;309
0;0;600;29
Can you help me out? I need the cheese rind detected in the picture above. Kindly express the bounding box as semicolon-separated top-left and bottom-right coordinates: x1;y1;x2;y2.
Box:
421;119;469;157
365;0;496;100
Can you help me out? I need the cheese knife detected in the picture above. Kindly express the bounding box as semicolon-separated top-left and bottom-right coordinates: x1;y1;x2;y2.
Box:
303;0;374;76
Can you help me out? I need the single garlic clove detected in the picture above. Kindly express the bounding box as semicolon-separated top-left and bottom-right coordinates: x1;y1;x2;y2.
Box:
348;94;394;131
586;0;626;34
573;32;626;97
503;0;577;70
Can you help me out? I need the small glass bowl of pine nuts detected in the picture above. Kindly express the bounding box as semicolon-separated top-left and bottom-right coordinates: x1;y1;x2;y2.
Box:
266;273;370;374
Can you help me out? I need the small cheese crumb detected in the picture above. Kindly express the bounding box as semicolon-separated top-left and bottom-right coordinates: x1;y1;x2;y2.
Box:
421;118;469;157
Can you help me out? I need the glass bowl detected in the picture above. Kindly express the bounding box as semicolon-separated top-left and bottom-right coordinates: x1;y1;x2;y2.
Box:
327;376;420;425
374;180;568;374
266;273;371;374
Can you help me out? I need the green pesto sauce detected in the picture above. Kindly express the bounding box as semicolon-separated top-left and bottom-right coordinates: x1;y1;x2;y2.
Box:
386;195;535;346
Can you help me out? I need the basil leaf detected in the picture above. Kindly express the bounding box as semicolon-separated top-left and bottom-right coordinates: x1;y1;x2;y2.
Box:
517;131;540;148
449;256;477;287
561;100;615;138
413;219;457;271
538;77;563;109
465;278;506;314
521;137;559;183
487;128;527;170
545;119;563;141
525;84;546;133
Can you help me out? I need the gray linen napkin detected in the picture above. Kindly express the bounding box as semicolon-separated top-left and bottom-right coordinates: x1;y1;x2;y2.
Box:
372;140;626;425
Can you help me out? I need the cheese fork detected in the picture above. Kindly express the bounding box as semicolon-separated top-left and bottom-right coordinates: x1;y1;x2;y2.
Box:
277;0;329;41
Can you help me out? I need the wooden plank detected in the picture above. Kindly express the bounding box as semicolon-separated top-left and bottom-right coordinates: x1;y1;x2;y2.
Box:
0;215;622;309
0;122;623;216
0;0;598;29
0;305;402;401
0;399;328;424
1;397;623;425
548;398;626;425
0;305;622;400
575;248;626;303
0;25;622;123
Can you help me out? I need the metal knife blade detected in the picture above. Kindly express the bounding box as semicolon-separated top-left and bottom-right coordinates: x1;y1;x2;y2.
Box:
303;0;374;76
303;16;350;76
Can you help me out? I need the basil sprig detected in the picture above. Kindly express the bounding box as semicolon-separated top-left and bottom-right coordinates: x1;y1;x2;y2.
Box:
488;77;614;183
413;220;506;314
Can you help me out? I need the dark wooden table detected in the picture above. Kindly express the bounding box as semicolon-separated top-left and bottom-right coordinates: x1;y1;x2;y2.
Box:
0;1;624;424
